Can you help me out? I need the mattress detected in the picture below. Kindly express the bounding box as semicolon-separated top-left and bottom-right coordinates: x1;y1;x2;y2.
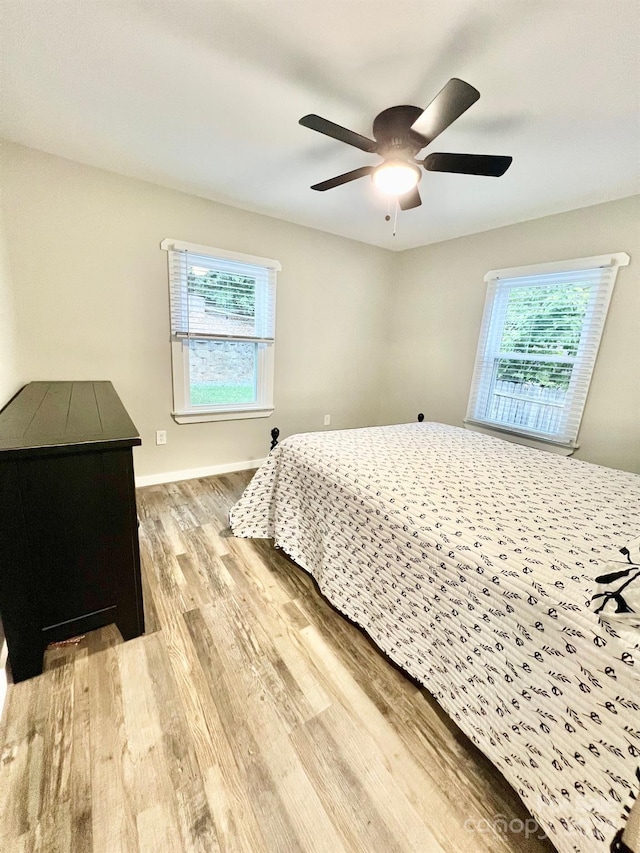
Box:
230;422;640;853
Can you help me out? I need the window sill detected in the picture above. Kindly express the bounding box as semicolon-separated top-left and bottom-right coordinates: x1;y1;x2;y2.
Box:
172;406;274;424
464;419;578;456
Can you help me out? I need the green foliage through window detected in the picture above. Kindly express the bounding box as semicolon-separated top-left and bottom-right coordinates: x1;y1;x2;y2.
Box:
187;267;255;318
496;284;590;389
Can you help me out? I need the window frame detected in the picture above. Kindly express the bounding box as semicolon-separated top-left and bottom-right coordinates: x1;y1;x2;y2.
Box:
465;252;629;449
161;239;280;424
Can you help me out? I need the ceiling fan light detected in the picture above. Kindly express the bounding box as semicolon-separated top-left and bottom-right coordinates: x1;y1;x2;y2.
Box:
372;161;421;196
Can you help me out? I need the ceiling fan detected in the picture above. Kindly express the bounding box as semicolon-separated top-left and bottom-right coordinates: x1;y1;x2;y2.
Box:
299;78;512;210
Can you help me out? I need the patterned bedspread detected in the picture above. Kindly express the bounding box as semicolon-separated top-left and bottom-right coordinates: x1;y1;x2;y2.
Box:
230;422;640;853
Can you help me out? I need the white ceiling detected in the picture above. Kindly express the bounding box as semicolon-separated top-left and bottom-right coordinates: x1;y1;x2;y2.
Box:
1;0;639;250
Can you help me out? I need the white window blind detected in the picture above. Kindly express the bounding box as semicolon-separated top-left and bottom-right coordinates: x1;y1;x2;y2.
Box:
466;253;629;447
166;249;277;342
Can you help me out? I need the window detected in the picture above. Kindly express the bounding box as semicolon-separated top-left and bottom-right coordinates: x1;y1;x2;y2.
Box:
161;239;280;423
466;253;629;448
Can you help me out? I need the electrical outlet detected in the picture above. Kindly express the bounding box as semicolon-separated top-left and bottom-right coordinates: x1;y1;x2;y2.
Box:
156;430;167;445
323;414;331;426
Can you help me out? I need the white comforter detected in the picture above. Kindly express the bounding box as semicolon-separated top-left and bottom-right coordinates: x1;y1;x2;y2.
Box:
230;422;640;853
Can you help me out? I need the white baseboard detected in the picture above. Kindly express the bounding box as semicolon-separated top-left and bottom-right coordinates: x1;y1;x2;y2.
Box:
135;457;266;488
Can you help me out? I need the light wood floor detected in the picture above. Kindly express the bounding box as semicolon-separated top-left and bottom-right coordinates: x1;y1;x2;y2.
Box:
0;471;557;853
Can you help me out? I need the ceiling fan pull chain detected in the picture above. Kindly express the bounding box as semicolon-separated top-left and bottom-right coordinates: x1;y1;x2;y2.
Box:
393;198;399;237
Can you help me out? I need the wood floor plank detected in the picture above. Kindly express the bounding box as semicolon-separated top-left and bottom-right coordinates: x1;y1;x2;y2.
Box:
34;658;75;853
88;644;138;853
291;705;446;853
184;606;305;852
296;621;494;853
141;632;221;853
198;520;232;559
139;518;194;616
291;570;533;847
71;648;93;853
157;510;188;556
150;555;278;851
220;553;331;723
0;675;45;841
135;486;167;522
185;605;346;853
0;469;556;853
182;526;232;601
136;803;184;853
117;635;184;852
142;549;271;852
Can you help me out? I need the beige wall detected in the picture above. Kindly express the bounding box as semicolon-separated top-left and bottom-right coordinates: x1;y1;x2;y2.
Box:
379;195;640;473
0;142;392;478
1;141;637;477
0;205;23;407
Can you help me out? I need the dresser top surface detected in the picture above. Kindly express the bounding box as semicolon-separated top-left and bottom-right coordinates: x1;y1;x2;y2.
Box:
0;382;141;455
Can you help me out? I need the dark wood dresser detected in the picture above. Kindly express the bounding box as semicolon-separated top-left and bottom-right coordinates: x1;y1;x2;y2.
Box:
0;381;144;681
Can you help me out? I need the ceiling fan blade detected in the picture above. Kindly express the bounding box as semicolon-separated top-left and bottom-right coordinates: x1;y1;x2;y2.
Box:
399;187;422;210
299;114;377;153
410;78;480;145
423;152;512;176
310;166;374;191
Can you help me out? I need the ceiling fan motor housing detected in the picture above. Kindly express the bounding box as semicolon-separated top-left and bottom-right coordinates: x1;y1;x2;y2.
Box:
372;105;427;160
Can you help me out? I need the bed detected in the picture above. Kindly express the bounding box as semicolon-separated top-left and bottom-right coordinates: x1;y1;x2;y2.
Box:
230;421;640;853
